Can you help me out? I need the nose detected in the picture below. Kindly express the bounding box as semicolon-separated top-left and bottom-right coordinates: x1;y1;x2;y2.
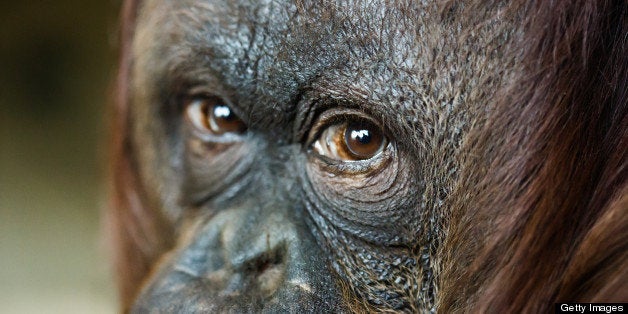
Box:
131;205;343;312
184;208;290;298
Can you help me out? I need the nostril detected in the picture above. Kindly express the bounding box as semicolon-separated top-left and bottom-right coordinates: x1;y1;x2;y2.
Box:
256;261;284;296
255;257;277;273
244;246;286;297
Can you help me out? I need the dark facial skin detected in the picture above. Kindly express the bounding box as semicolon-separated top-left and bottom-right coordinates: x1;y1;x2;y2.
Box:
128;0;520;311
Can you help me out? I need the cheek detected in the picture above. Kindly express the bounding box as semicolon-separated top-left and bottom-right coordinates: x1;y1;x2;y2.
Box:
328;232;426;310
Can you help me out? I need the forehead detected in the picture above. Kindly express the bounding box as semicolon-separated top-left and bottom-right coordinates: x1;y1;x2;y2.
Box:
134;0;425;89
137;0;424;56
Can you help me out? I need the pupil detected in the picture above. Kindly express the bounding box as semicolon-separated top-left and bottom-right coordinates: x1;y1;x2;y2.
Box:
350;129;372;144
213;105;234;120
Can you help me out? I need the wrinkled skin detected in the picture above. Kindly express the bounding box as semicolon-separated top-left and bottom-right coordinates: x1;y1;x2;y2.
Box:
128;0;522;312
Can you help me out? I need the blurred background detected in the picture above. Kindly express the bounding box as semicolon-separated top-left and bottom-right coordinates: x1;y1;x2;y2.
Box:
1;1;121;313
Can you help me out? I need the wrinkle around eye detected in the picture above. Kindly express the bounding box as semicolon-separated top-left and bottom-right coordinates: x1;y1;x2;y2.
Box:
308;149;405;204
300;147;421;246
180;136;256;208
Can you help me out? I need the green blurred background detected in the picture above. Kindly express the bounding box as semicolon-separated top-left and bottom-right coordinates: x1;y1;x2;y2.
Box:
1;1;121;312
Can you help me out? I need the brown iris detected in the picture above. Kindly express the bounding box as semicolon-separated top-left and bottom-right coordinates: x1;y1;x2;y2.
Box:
344;120;385;159
185;96;247;135
313;118;387;161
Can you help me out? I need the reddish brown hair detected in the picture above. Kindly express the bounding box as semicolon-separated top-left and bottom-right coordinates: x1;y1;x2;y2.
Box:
108;0;173;309
441;0;627;311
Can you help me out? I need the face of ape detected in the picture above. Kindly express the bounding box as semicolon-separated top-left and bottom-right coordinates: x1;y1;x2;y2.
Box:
128;0;521;311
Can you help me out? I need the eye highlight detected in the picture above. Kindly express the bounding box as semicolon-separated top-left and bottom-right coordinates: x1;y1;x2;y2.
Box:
312;118;387;161
184;96;247;135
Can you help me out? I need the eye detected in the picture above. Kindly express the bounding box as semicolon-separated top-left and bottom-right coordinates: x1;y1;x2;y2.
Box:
184;96;247;135
312;118;387;161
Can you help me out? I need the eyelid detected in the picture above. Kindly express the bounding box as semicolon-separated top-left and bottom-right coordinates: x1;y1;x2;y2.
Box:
181;85;243;116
